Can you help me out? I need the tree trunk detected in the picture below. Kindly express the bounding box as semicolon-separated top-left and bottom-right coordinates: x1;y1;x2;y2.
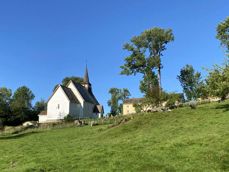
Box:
157;67;161;96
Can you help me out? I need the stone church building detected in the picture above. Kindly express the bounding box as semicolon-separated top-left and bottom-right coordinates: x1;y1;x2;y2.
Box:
38;67;104;123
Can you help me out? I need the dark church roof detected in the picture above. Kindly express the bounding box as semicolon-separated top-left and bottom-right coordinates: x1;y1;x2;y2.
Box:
93;105;104;113
60;85;79;104
71;81;99;105
47;85;79;104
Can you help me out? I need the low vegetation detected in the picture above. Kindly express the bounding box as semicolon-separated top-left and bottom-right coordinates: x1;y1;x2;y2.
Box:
0;101;229;171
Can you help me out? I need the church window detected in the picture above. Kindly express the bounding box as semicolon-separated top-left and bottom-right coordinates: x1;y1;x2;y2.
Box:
57;104;60;109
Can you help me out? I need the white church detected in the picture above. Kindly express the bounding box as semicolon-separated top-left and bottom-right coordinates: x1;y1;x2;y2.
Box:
38;67;104;123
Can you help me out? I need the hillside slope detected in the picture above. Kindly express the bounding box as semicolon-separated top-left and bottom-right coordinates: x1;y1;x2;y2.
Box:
0;102;229;171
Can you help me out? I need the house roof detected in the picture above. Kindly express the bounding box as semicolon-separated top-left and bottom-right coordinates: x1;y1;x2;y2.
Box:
60;85;79;104
97;105;104;113
47;85;80;104
39;110;47;115
71;81;99;105
123;98;144;104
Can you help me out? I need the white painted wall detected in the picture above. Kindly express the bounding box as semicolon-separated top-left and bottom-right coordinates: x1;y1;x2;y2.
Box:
47;87;70;120
38;115;47;123
68;81;96;118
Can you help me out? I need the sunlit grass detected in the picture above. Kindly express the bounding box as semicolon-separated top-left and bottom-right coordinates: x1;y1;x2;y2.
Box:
0;101;229;171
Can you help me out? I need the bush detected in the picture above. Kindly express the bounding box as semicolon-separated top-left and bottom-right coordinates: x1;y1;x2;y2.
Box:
0;119;3;130
63;115;75;122
165;93;184;109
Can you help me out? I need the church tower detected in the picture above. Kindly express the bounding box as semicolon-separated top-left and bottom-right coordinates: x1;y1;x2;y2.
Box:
83;65;92;93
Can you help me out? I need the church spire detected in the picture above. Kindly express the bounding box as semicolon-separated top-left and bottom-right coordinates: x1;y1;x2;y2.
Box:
83;65;90;84
83;65;92;93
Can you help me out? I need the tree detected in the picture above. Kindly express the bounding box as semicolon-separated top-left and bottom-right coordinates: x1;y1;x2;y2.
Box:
108;88;131;115
107;88;121;115
53;76;83;91
120;27;174;100
177;65;202;101
0;87;12;125
139;70;160;105
10;86;35;124
120;88;131;102
119;88;131;114
62;76;83;86
216;17;229;54
34;99;46;113
206;63;229;101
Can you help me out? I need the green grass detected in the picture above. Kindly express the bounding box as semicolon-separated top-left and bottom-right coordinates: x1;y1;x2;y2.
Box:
0;101;229;172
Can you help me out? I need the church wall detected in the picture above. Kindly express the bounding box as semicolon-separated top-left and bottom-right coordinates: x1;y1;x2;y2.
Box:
83;102;96;118
38;115;48;123
47;87;70;120
69;103;82;118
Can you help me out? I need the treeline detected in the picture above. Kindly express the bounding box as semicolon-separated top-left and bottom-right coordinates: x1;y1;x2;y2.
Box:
108;16;229;113
178;17;229;102
0;86;46;126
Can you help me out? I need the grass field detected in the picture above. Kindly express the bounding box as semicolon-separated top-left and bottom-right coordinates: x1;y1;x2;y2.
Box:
0;101;229;172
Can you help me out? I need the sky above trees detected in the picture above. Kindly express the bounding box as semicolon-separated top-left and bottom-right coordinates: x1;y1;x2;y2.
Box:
0;0;228;113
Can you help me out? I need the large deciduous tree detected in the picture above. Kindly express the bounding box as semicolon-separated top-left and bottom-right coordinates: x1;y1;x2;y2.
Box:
216;17;229;54
53;76;84;91
206;63;229;101
177;65;202;101
120;27;174;101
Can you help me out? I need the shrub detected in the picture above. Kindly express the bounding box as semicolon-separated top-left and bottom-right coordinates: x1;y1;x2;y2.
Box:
63;115;75;122
0;119;3;130
165;93;184;109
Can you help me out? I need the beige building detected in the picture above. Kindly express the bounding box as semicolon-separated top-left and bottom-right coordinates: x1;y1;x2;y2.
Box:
123;98;143;115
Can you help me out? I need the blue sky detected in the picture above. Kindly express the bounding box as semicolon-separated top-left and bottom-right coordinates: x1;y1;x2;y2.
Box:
0;0;228;113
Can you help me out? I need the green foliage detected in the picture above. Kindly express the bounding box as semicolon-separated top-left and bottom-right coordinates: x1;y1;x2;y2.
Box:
165;93;184;109
0;88;12;125
216;17;229;54
63;115;75;122
121;27;174;101
139;70;160;105
62;76;83;86
53;76;84;91
177;65;203;101
108;88;131;115
11;86;35;110
206;63;229;100
10;86;35;125
133;103;142;113
34;99;46;114
0;101;229;171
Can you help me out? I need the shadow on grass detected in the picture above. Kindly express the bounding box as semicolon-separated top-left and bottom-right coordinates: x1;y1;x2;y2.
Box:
0;130;43;140
214;103;229;112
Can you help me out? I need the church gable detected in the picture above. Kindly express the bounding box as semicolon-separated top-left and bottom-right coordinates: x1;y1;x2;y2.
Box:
47;85;71;119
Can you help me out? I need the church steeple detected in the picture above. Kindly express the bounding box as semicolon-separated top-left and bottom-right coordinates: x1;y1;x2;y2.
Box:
83;65;90;84
83;65;92;93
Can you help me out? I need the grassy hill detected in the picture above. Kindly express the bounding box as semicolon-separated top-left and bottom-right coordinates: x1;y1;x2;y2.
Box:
0;101;229;172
